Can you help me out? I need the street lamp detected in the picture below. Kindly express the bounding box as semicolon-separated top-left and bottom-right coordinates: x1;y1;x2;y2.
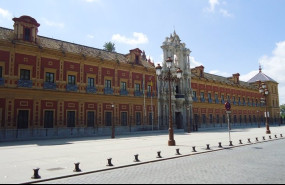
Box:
111;104;115;139
156;57;183;146
258;81;271;134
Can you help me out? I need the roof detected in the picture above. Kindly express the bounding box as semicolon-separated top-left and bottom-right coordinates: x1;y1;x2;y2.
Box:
248;71;277;83
0;27;155;69
192;71;256;89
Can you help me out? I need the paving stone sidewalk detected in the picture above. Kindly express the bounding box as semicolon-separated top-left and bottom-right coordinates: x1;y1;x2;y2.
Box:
0;126;284;184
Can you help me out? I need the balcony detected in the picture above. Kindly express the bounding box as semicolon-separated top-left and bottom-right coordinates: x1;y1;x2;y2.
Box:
18;80;33;88
120;89;129;96
215;99;220;104
193;97;198;102
0;78;4;86
104;88;114;95
134;91;143;97
66;84;78;92
200;98;206;103
175;94;185;99
221;100;225;104
86;86;97;94
208;99;213;103
44;82;57;90
147;92;154;98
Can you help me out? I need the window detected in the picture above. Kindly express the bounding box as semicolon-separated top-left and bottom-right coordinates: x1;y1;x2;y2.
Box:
87;112;95;127
68;75;76;85
216;115;220;123
105;80;112;89
44;111;54;129
0;66;2;78
24;28;31;41
202;114;206;124
208;93;212;100
223;115;226;124
88;78;95;87
135;84;141;92
135;55;140;64
46;73;55;83
193;91;197;98
17;110;29;129
20;69;30;80
201;92;205;99
149;113;153;126
148;85;152;93
136;112;142;125
244;115;247;123
121;112;128;126
67;111;76;128
221;95;225;102
210;114;213;123
105;112;112;126
215;94;218;100
121;82;127;91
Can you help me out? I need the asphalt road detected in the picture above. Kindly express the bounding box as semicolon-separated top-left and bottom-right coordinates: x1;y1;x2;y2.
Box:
38;139;285;184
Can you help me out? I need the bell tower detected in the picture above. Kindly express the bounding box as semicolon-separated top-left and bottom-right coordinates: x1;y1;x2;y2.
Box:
158;31;193;132
13;15;40;43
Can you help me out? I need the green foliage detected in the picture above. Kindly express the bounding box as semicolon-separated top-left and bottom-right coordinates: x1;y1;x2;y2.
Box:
281;104;285;118
103;42;116;52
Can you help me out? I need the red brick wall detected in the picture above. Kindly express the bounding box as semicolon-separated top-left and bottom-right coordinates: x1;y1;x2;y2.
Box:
0;50;10;75
15;53;36;78
41;58;60;80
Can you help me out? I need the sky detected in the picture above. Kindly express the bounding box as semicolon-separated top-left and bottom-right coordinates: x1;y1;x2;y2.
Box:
0;0;285;104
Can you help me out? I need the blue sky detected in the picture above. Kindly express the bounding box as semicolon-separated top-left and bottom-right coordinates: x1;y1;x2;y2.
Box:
0;0;285;104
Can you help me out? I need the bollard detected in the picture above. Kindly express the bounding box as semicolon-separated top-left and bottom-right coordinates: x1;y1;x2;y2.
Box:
107;158;114;167
248;139;251;143
218;142;223;148
229;141;233;146
157;151;162;159
176;149;181;155
206;144;211;150
134;154;140;162
31;168;41;179
256;138;259;142
269;136;272;140
281;134;283;138
239;140;243;145
263;136;266;141
275;135;278;139
192;147;197;152
73;163;82;172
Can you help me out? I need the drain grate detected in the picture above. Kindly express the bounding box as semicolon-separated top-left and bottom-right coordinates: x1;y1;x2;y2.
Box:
46;167;65;171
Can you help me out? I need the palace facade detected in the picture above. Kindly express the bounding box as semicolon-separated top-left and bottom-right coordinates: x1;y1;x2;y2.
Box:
0;16;281;141
0;16;157;135
191;66;280;130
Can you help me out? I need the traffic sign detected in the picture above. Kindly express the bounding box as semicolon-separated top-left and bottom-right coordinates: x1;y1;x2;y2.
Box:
225;102;231;111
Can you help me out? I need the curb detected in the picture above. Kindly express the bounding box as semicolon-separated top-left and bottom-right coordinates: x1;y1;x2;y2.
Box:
23;136;285;184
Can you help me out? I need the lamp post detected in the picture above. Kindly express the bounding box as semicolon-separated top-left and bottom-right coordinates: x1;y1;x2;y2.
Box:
258;81;271;134
156;57;183;146
111;104;115;139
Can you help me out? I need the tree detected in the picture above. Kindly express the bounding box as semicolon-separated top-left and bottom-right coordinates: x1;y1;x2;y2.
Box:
281;104;285;118
103;42;116;52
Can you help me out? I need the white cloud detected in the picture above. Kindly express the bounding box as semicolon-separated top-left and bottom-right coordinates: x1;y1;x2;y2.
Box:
0;8;12;20
241;41;285;104
190;56;203;68
112;32;149;46
204;0;233;17
42;18;65;29
87;34;95;39
220;9;233;17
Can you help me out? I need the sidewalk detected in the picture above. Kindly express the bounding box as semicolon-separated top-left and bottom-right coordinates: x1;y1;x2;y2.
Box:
0;126;284;184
